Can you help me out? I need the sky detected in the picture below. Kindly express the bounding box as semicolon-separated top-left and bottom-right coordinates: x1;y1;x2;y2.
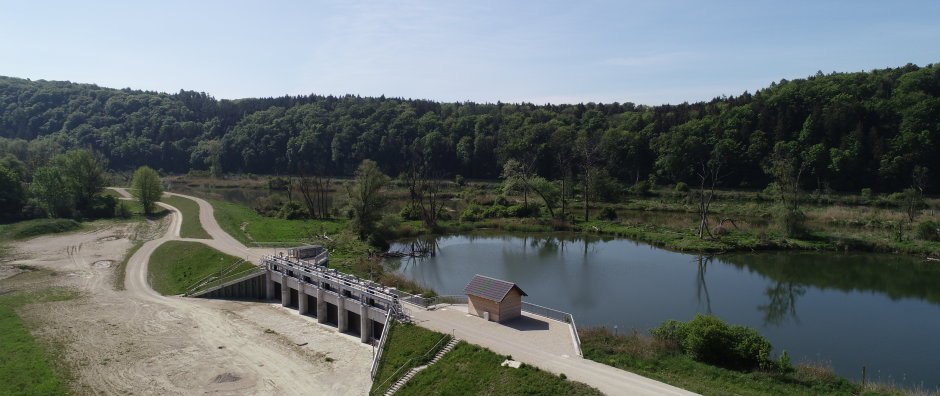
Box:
2;0;938;106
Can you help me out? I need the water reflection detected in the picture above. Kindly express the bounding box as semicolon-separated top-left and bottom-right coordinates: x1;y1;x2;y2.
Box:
695;256;713;315
758;281;806;326
387;232;940;390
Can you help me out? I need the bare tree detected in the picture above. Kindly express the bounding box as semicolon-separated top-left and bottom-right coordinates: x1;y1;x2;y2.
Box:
297;164;332;219
404;157;447;230
577;134;602;222
695;143;731;238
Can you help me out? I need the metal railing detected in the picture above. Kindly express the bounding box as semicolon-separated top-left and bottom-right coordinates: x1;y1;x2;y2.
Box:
264;254;407;319
183;259;263;296
370;331;453;396
370;309;393;379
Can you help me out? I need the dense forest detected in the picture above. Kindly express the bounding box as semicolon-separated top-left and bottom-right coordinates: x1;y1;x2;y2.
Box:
1;63;938;193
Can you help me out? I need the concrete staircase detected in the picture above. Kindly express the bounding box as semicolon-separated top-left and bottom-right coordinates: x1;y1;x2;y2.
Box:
383;338;459;396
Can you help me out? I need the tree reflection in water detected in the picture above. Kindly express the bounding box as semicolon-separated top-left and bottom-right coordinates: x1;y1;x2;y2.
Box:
758;281;806;326
695;256;713;315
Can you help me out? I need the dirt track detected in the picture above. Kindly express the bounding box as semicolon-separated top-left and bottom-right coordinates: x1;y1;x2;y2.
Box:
1;189;371;395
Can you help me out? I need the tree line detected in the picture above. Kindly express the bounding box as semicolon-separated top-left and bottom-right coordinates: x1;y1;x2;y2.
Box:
1;63;938;195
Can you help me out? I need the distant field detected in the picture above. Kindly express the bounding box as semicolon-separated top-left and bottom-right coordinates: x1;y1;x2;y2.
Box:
161;195;210;239
148;241;253;295
209;199;344;245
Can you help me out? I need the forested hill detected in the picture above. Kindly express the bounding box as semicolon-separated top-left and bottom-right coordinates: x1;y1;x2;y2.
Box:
1;63;938;192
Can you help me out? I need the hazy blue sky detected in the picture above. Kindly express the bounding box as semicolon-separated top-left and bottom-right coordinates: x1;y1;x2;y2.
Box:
2;1;938;105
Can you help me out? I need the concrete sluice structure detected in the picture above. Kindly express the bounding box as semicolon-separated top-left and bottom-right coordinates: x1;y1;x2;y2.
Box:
263;251;400;344
188;245;399;344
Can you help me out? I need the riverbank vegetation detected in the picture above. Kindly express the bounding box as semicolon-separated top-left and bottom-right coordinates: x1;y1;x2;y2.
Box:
0;278;77;396
579;317;903;396
147;241;254;295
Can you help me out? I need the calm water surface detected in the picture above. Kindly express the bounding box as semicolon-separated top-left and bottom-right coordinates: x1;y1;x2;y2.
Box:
388;232;940;390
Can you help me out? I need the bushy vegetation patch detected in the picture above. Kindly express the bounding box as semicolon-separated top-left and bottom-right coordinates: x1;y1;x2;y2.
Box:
580;325;898;396
651;315;773;371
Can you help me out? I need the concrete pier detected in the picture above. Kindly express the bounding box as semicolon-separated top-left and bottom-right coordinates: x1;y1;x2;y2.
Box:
360;302;371;343
265;271;274;300
317;288;327;324
264;255;393;343
298;283;308;314
337;296;347;332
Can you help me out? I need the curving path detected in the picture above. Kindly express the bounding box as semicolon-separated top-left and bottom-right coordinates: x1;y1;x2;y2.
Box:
106;188;371;395
114;188;693;395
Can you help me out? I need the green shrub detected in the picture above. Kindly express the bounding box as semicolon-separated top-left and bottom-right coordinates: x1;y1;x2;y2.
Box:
599;207;618;221
460;205;485;222
493;195;511;207
455;174;465;186
916;220;940;241
860;187;873;200
506;204;540;218
114;200;132;218
277;201;308;220
87;194;118;218
651;315;773;372
268;176;291;190
483;205;508;218
593;174;624;203
629;181;651;196
675;182;690;192
399;205;421;221
778;350;793;373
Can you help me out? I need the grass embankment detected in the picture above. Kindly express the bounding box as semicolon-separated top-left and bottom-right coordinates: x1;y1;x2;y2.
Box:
160;195;210;239
399;341;603;396
210;199;344;245
112;241;143;291
148;241;255;295
370;322;452;395
208;199;432;294
0;218;81;241
0;284;78;396
579;327;901;396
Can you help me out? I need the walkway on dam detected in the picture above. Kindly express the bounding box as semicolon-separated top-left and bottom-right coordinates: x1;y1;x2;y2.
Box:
121;188;695;395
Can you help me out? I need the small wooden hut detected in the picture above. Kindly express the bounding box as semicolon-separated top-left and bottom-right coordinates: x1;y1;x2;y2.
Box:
463;275;527;323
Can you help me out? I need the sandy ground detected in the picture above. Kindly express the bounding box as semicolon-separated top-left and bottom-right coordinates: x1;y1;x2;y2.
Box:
0;196;372;395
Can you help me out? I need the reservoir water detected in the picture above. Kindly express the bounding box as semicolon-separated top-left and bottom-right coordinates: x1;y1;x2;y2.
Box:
387;232;940;390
